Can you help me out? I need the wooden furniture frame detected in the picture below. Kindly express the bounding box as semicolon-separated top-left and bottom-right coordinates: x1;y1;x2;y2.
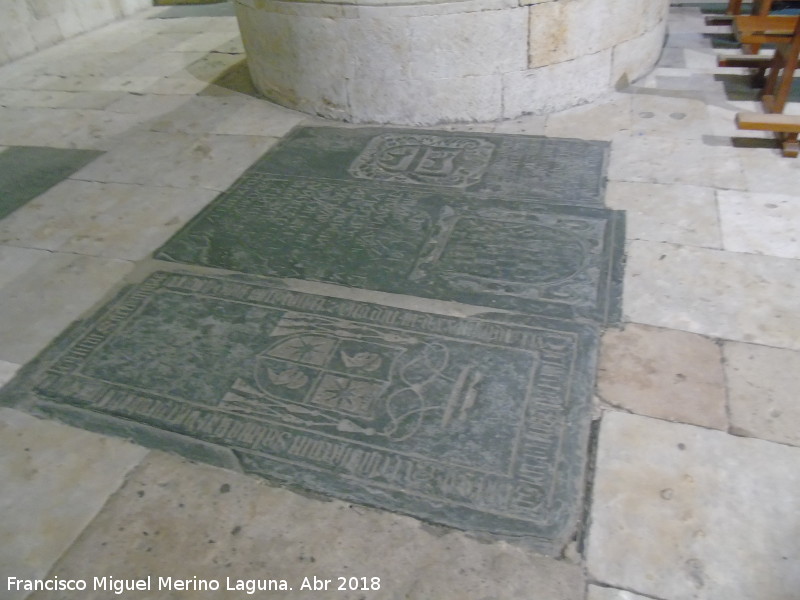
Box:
732;16;800;156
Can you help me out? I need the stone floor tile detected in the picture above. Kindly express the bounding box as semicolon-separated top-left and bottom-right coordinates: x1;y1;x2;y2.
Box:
71;130;278;191
605;181;721;248
169;31;242;52
33;451;586;600
492;113;546;135
624;240;800;350
707;102;773;140
608;132;747;189
0;180;219;261
0;246;51;288
104;92;191;121
718;190;800;259
0;408;146;599
210;101;306;137
587;411;800;600
0;106;140;150
144;95;305;138
544;95;633;141
724;342;800;447
0;89;126;110
597;324;728;429
587;585;652;600
630;94;710;139
124;51;208;79
0;108;94;148
0;360;20;388
740;147;800;194
0;250;133;364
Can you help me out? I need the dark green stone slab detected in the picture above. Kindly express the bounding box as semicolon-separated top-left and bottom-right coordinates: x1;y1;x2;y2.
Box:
1;271;599;553
0;146;103;220
243;126;608;207
156;175;624;323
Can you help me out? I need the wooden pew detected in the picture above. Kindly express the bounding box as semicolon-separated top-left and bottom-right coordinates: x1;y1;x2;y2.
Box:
733;16;800;156
736;112;800;156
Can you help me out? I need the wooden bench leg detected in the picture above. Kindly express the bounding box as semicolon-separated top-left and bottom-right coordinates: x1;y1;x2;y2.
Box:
780;132;799;157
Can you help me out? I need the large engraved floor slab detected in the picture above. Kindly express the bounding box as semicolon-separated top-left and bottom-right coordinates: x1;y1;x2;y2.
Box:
239;127;609;207
0;272;598;553
156;127;623;323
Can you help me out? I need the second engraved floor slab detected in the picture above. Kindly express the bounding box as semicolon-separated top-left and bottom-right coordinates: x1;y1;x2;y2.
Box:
156;127;624;324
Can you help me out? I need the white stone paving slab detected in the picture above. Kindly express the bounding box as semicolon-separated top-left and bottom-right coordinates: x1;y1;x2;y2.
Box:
609;132;748;189
597;324;728;429
588;411;800;600
740;147;800;195
0;408;147;600
587;585;652;600
0;249;133;364
605;181;721;248
0;180;219;261
0;89;126;110
724;342;800;447
544;95;633;141
0;360;20;388
630;93;710;139
718;190;800;260
32;451;586;600
71;130;278;191
624;240;800;350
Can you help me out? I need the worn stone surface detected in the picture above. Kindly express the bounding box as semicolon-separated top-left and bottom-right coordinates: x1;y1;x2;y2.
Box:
0;248;134;364
604;181;720;248
611;17;668;86
0;146;102;220
587;585;652;600
0;271;599;554
235;0;667;123
597;324;728;429
71;130;277;191
0;0;151;66
0;179;219;261
724;342;800;447
503;49;613;118
156;128;622;322
624;240;800;350
631;94;710;139
0;408;146;599
407;8;527;79
544;95;634;142
347;74;503;125
31;451;586;599
587;411;800;600
528;0;662;69
718;190;800;260
0;359;20;387
609;132;747;189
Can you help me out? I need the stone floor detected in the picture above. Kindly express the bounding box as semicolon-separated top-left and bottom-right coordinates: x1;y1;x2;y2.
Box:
0;2;799;599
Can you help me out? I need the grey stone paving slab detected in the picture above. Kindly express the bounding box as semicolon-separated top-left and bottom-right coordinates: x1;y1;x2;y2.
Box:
237;126;609;207
30;452;586;600
156;127;624;323
0;408;147;600
0;146;102;220
587;411;800;600
0;271;600;554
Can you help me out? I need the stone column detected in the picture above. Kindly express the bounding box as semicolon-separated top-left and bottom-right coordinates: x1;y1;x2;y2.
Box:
233;0;669;125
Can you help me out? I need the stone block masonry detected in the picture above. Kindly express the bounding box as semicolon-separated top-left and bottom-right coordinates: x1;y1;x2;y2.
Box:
0;0;152;66
234;0;669;124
